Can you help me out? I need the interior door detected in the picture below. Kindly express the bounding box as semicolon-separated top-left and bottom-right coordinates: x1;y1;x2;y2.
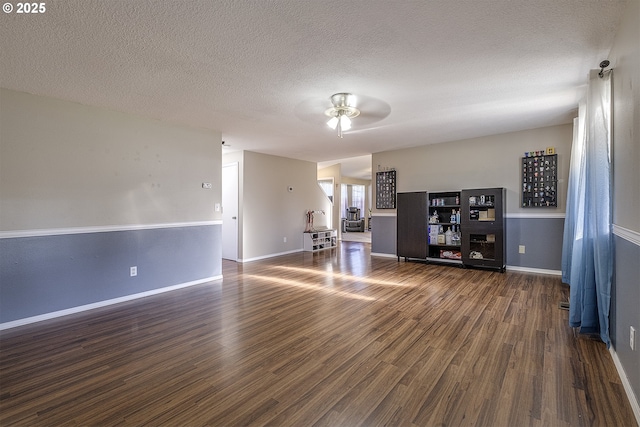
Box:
222;162;238;261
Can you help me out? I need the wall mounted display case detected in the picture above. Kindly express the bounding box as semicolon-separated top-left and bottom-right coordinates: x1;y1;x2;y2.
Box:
376;170;396;209
522;154;557;207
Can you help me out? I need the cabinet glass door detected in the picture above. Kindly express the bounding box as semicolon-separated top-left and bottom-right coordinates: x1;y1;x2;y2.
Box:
468;233;496;261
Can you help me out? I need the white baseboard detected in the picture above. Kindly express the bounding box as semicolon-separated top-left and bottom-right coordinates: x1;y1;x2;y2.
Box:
0;276;223;331
239;249;303;263
371;252;398;258
505;265;562;276
610;346;640;425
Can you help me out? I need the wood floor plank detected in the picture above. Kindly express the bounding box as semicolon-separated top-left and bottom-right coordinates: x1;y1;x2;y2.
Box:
1;241;636;426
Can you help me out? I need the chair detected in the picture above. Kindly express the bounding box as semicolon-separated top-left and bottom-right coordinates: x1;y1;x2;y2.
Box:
345;207;365;232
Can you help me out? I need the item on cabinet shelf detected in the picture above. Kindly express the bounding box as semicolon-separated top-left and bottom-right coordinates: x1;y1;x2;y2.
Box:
445;227;453;245
441;250;462;260
429;210;439;224
428;225;439;244
452;227;461;246
469;196;476;205
470;251;484;259
450;210;457;223
455;195;460;205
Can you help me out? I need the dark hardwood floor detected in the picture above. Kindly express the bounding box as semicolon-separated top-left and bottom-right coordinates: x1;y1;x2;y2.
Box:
0;241;636;426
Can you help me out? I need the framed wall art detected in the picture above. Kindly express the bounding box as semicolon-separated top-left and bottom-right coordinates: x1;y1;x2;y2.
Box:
376;170;396;209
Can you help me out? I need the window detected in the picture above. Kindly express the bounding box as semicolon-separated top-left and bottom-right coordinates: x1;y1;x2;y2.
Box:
341;184;365;217
352;184;365;213
317;179;333;203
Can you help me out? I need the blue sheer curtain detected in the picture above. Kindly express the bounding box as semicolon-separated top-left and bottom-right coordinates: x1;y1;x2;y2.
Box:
561;70;613;346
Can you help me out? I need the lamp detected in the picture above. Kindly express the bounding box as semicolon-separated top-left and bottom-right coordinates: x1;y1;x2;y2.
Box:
324;93;360;138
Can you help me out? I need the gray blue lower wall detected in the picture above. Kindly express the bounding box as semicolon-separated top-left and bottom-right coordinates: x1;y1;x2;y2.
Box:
372;214;564;271
371;215;397;256
0;224;222;325
505;217;564;271
611;234;640;407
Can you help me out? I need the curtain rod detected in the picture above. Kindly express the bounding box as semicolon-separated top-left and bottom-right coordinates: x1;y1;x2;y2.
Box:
598;60;611;78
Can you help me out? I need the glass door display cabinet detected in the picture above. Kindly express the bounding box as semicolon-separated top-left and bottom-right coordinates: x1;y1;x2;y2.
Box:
461;188;506;271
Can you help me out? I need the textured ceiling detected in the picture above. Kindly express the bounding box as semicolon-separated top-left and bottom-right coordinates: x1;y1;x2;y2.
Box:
0;0;626;178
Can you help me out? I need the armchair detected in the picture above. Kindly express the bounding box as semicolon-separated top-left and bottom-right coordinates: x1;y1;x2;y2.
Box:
345;207;365;232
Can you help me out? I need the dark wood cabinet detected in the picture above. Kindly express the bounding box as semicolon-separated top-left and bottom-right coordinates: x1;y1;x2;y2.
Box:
461;187;506;271
396;192;428;260
397;188;506;271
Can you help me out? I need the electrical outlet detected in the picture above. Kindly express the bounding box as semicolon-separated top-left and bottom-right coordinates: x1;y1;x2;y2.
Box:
519;245;526;254
631;326;636;350
283;237;287;243
130;266;137;277
202;182;212;189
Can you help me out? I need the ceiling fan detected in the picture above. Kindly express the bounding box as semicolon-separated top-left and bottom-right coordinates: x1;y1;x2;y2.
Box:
293;93;391;138
324;93;361;138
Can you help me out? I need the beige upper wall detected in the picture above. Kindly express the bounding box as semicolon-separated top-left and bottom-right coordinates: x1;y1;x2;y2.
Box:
372;124;573;214
0;89;222;231
609;0;640;232
242;151;331;260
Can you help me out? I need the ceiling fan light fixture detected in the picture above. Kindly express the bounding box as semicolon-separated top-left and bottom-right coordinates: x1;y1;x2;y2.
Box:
339;114;351;131
324;92;360;137
327;116;339;130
